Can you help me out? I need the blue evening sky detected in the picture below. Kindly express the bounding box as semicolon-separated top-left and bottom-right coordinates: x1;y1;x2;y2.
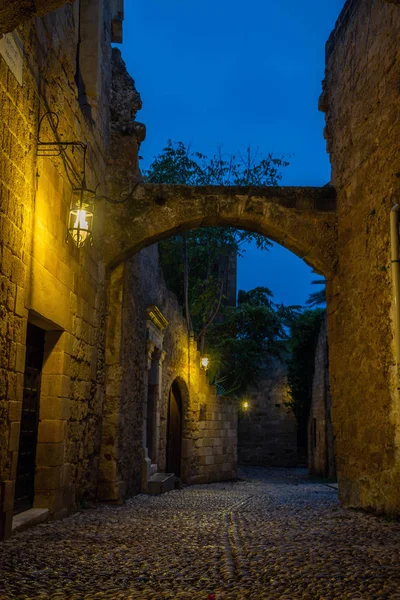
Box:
120;0;345;307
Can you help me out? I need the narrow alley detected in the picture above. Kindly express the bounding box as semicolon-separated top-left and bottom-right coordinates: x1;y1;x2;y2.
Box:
1;468;399;600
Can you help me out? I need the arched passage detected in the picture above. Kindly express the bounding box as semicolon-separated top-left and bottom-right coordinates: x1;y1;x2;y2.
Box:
99;183;337;497
102;183;338;276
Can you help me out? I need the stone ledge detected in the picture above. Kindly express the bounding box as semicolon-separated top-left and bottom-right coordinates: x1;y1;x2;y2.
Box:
12;508;49;535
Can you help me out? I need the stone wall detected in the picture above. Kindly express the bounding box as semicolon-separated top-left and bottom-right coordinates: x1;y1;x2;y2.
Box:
0;0;236;540
0;0;138;538
308;316;336;479
99;245;238;499
238;360;298;468
322;0;400;511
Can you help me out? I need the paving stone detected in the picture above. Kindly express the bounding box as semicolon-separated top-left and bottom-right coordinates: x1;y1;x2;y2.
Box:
0;467;399;599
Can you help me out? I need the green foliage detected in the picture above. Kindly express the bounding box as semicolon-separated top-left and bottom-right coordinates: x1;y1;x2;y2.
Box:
306;271;326;307
143;140;289;187
207;287;301;396
286;309;325;448
145;141;289;338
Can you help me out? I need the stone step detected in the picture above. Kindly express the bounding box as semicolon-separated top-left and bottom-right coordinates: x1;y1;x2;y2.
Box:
12;508;49;535
147;472;175;495
150;463;158;476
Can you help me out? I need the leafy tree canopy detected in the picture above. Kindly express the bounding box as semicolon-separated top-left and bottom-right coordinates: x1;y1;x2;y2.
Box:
144;141;289;339
143;140;289;187
306;271;326;308
207;287;301;396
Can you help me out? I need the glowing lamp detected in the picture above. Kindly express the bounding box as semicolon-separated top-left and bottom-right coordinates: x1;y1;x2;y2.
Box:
200;355;210;371
242;400;249;410
68;187;94;248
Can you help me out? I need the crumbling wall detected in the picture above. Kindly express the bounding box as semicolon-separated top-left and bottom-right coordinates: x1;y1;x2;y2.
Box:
238;360;297;468
322;0;400;510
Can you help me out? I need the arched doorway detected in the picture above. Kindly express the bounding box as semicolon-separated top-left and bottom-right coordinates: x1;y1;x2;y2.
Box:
166;380;183;476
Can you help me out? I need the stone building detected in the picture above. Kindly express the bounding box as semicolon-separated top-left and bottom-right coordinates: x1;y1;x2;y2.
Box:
101;245;237;502
1;0;400;535
308;316;336;479
0;0;236;540
238;359;298;468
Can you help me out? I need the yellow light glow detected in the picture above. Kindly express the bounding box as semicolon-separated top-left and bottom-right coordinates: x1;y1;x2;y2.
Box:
242;400;249;410
200;356;209;370
74;209;89;231
68;188;94;248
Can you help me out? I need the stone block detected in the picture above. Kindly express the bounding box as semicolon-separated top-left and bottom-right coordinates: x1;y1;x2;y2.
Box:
35;466;63;491
36;443;65;467
37;420;67;444
15;342;26;373
40;374;71;399
34;489;63;513
2;480;15;512
30;259;71;332
8;401;22;421
42;351;69;376
205;455;215;466
40;397;71;421
45;331;72;355
8;421;20;452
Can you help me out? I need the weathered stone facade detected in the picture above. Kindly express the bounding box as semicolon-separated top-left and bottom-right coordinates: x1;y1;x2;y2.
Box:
0;1;116;539
238;360;298;468
99;245;237;501
0;0;236;541
308;316;336;479
322;0;400;511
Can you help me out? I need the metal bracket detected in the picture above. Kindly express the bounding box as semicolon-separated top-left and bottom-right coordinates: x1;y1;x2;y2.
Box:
37;111;87;157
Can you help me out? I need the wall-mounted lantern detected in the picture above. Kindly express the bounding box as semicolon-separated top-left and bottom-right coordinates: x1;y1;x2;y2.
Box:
200;355;210;371
37;111;143;250
68;187;95;248
242;400;250;411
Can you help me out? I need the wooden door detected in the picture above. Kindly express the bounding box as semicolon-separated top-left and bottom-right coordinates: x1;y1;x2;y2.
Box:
166;383;182;476
14;324;45;514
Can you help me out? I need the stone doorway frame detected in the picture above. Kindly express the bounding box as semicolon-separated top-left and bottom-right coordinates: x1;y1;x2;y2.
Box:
141;305;168;490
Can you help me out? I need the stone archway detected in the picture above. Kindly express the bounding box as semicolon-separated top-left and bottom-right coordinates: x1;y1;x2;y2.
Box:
103;183;337;276
100;183;337;491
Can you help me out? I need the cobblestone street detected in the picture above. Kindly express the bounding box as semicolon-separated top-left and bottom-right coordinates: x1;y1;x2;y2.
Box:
1;468;400;600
